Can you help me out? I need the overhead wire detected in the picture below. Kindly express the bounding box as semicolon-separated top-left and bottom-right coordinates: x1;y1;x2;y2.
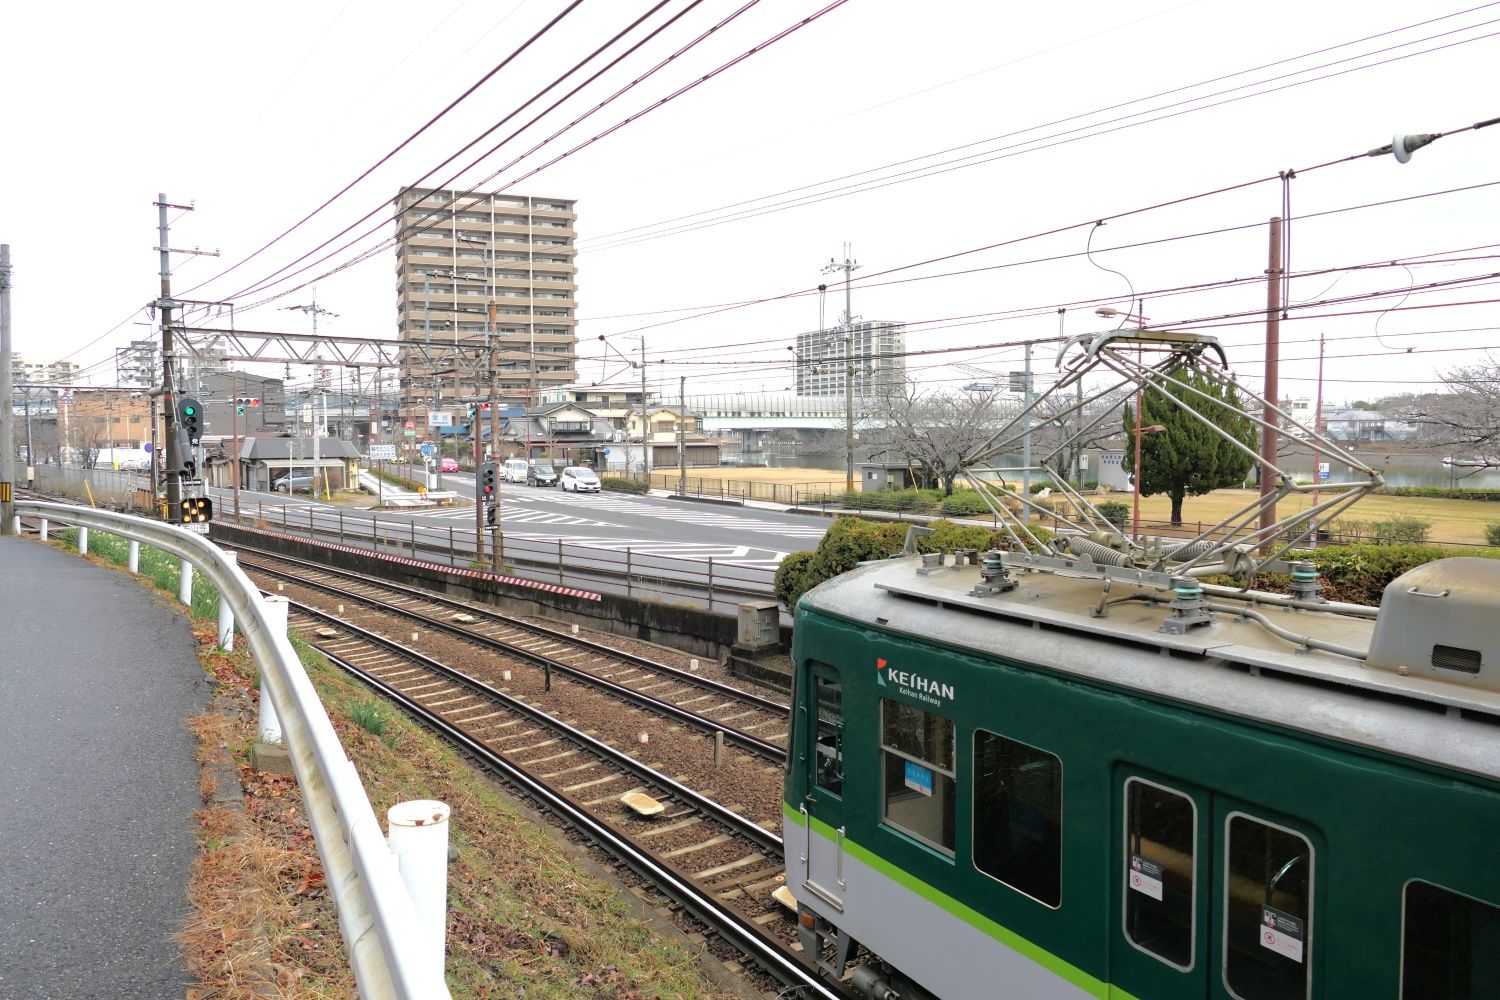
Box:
181;0;587;297
227;0;850;309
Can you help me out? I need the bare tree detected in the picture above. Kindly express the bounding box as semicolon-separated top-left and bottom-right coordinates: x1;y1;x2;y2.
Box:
865;384;1011;494
1026;387;1131;485
1398;359;1500;466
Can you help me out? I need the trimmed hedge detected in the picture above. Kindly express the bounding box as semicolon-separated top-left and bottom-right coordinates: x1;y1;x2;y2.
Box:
1207;542;1500;606
772;516;1056;608
1376;485;1500;501
601;476;649;494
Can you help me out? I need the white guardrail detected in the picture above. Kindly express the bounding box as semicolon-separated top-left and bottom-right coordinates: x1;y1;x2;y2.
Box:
15;500;451;1000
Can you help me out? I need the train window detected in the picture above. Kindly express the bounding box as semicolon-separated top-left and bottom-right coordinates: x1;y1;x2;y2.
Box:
880;699;955;854
1223;814;1313;1000
973;731;1062;908
1124;779;1195;969
1401;881;1500;999
813;670;844;796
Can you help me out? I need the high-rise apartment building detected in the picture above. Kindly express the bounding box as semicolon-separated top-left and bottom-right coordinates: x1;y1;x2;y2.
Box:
393;187;578;422
794;320;906;396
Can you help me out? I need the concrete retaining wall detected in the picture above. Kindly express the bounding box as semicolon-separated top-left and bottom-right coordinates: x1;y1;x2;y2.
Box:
209;522;793;659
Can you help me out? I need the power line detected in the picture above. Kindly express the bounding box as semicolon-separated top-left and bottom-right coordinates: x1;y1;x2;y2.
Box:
181;0;587;298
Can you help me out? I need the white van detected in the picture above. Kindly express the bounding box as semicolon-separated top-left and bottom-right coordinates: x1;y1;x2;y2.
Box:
502;458;529;484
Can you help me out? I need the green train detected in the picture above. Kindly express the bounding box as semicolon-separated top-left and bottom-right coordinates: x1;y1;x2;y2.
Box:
782;549;1500;999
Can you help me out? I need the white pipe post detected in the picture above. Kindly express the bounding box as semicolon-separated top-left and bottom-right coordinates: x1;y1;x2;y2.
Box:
39;518;47;541
127;539;139;574
9;516;16;535
179;557;194;606
257;595;287;745
217;551;237;649
387;800;451;979
78;526;88;555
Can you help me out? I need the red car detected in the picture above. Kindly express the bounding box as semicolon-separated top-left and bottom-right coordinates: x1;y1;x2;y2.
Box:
439;456;460;473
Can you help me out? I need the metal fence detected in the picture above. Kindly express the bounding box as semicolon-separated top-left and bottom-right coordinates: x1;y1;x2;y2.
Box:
15;500;448;999
645;473;846;507
225;499;781;616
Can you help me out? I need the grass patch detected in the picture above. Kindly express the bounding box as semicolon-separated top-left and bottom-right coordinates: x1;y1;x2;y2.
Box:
56;528;223;621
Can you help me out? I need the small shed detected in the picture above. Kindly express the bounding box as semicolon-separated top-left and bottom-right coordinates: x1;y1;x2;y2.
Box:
858;460;918;491
221;436;364;492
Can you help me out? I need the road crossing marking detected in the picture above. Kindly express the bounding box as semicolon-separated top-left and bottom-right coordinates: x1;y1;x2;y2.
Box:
511;493;829;539
498;531;786;566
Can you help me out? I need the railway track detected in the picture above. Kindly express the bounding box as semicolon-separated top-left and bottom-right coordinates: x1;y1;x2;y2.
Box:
282;599;838;998
232;544;790;762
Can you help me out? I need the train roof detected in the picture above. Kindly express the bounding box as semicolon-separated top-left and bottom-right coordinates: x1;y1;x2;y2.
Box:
801;554;1500;785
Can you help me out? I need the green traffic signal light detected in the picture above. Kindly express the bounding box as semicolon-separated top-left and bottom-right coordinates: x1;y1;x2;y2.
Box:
184;405;196;415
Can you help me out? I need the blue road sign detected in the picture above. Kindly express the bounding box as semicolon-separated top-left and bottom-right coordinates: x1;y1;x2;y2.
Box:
142;442;153;453
419;442;435;458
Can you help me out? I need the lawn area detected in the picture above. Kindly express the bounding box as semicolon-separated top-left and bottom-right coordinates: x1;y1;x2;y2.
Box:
649;465;853;491
1132;488;1498;546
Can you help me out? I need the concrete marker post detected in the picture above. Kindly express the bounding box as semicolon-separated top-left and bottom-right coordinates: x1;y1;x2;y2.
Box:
127;539;138;573
179;558;194;606
78;526;89;555
387;800;451;979
257;595;287;747
218;551;238;650
39;518;47;541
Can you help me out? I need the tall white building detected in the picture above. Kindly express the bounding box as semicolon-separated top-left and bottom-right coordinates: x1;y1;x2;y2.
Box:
794;320;906;396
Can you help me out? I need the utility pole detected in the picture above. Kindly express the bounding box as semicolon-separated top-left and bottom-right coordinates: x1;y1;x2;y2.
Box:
1310;332;1326;545
823;245;860;493
1259;216;1284;547
639;338;650;485
1;244;13;534
153;194;216;517
677;375;687;494
1020;343;1034;498
282;295;337;500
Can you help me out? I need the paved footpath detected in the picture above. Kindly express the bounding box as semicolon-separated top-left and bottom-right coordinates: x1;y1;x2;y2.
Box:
0;535;210;999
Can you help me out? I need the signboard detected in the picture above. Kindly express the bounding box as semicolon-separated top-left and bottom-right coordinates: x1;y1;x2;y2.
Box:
1260;905;1305;963
1128;854;1165;901
403;420;414;430
369;444;396;461
903;759;934;797
419;442;435;458
428;411;453;428
1318;462;1330;481
403;429;416;437
143;442;153;454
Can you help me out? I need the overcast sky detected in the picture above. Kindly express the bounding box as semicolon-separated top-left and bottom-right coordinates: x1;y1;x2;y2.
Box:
3;0;1497;405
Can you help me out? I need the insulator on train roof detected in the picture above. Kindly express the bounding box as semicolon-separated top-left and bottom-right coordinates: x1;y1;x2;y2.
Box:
971;549;1017;597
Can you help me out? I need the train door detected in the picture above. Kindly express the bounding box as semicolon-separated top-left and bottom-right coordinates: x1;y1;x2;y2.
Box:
799;661;846;911
1211;799;1318;1000
1111;772;1320;1000
1112;772;1211;997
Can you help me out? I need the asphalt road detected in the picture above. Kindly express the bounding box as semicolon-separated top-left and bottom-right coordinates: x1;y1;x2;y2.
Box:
208;478;834;613
0;536;206;998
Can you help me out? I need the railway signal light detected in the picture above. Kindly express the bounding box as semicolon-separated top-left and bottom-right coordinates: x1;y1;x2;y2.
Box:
177;496;213;524
478;462;498;500
177;396;204;445
485;503;497;527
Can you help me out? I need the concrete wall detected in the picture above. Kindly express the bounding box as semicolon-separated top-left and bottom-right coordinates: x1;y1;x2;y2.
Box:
208;522;793;660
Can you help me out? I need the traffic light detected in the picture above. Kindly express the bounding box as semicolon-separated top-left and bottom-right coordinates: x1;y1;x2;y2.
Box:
234;397;262;414
177;496;213;524
485;503;498;527
478;462;498;500
177;396;204;445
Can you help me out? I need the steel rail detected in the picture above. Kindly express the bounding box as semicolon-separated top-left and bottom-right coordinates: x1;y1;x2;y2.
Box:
230;542;788;714
253;556;787;762
14;500;446;1000
314;641;841;999
284;596;784;853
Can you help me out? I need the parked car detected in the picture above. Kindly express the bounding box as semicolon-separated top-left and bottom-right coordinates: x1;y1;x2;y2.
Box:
272;475;314;494
502;458;530;484
527;461;558;487
439;456;460;473
560;466;600;493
